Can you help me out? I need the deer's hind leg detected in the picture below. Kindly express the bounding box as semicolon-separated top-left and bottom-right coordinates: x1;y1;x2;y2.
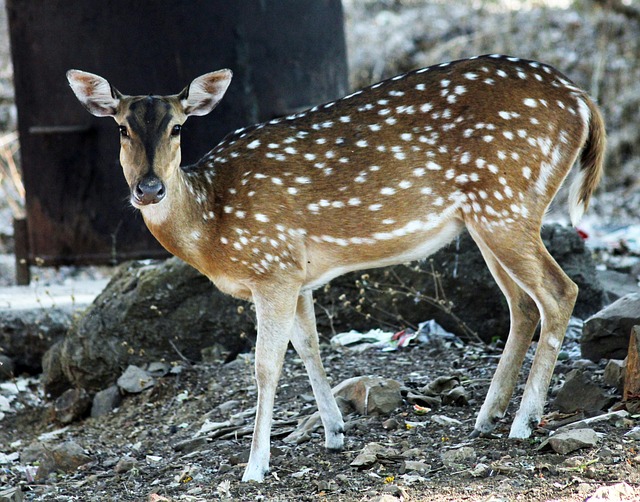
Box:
468;224;541;436
468;221;577;438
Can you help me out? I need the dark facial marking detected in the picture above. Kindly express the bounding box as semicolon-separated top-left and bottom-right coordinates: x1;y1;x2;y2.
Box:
127;97;174;169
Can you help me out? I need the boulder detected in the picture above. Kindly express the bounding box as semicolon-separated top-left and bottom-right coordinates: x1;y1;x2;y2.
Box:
45;258;253;395
596;269;640;304
581;293;640;361
0;308;74;374
0;280;106;375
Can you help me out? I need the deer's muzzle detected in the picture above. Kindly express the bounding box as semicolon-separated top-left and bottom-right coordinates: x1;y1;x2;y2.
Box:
133;175;165;206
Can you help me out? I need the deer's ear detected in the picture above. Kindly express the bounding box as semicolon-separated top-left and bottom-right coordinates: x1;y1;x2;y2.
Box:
179;69;232;117
67;70;122;117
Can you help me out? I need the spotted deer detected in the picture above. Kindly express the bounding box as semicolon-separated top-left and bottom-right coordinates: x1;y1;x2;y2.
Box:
67;54;605;482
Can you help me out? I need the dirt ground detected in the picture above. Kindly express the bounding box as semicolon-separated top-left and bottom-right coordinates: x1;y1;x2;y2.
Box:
1;330;639;502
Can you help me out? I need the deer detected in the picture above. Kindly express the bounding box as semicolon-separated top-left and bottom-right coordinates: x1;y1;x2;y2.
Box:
67;54;605;482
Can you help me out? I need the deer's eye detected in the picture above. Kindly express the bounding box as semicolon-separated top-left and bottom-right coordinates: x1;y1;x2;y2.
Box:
119;125;129;138
171;124;182;137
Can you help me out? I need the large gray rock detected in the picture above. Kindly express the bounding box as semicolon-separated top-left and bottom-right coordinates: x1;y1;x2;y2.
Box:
581;293;640;361
0;280;107;375
46;258;253;395
0;308;73;374
597;269;640;304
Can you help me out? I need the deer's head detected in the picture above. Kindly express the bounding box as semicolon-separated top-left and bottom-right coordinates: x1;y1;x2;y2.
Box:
67;69;232;208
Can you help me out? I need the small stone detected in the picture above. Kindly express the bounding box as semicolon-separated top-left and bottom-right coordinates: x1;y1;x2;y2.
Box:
35;441;92;480
470;462;490;478
117;365;155;393
216;400;241;414
382;484;403;497
370;495;400;502
351;442;396;467
431;414;462;426
441;446;476;467
624;425;640;440
114;455;137;473
54;388;91;424
582;293;640;361
585;481;636;501
91;385;122;417
169;365;184;375
102;457;119;468
229;450;250;465
315;479;338;492
400;448;422;458
173;437;206;453
0;486;23;502
544;428;599;455
382;417;400;430
20;442;47;463
0;355;15;380
334;376;403;416
146;361;171;377
351;451;378;468
603;359;626;389
403;460;430;473
443;386;469;406
218;463;232;474
553;369;609;414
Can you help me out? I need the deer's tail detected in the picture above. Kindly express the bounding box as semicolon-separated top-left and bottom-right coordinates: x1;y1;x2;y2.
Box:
568;94;606;226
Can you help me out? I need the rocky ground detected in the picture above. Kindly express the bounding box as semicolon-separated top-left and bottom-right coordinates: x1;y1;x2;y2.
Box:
1;1;640;501
1;325;640;502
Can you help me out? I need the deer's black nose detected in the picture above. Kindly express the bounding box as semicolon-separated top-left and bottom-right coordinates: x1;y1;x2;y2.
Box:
133;176;165;205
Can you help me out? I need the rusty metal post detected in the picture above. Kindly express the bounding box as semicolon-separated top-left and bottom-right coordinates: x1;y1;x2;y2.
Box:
13;217;30;285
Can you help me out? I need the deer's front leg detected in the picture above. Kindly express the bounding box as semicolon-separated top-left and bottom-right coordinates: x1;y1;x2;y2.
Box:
291;290;344;451
242;283;299;483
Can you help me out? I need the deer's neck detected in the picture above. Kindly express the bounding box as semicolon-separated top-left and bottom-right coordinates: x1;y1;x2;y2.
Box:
140;162;223;272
